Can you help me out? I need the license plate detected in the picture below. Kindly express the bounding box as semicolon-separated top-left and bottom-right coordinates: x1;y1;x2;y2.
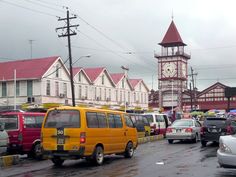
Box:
57;138;65;144
176;129;181;133
211;129;217;133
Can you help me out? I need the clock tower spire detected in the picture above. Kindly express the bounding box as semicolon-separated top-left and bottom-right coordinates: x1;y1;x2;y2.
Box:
155;20;190;113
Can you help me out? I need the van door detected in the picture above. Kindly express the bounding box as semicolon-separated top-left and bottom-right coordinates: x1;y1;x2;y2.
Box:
42;109;81;152
108;113;126;152
156;115;166;135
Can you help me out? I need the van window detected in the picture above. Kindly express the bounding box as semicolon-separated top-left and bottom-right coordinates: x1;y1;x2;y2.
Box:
124;115;134;128
156;115;164;122
86;112;107;128
144;115;153;123
44;110;80;128
0;115;18;130
24;115;44;128
108;114;123;128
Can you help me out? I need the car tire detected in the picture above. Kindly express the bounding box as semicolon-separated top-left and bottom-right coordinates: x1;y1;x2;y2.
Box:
124;142;134;158
33;143;42;160
92;146;104;165
192;134;198;143
51;157;64;167
168;139;174;144
201;140;207;147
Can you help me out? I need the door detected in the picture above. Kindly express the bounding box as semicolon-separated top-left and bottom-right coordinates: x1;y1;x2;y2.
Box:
124;115;138;148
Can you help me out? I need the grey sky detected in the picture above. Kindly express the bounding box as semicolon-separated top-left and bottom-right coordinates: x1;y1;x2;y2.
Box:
1;0;236;91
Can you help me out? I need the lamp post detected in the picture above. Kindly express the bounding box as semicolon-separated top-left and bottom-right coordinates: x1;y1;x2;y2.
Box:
121;66;129;112
71;55;91;106
171;79;174;114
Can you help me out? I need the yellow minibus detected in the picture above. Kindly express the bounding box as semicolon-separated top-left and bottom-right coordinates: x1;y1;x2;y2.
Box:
41;106;138;166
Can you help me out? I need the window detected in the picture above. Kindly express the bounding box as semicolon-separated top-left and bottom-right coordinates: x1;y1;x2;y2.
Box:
24;115;44;128
78;85;82;99
45;110;80;128
104;88;106;101
2;82;7;97
55;81;59;96
125;115;134;128
108;114;123;128
16;81;20;96
86;112;107;128
85;86;88;99
56;64;60;78
122;79;125;88
102;74;105;85
109;89;111;100
63;83;67;97
78;73;81;82
116;90;118;101
120;91;122;102
27;80;33;96
0;115;18;130
46;80;50;96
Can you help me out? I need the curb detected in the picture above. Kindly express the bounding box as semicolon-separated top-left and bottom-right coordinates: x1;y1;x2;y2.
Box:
0;155;20;168
138;134;164;144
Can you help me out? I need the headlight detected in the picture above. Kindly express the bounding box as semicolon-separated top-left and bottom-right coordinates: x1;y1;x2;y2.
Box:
219;142;232;154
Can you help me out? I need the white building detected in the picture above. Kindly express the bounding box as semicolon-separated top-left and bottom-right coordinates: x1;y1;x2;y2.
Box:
0;56;149;110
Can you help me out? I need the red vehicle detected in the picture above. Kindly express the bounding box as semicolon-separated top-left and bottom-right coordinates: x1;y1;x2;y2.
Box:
0;111;45;159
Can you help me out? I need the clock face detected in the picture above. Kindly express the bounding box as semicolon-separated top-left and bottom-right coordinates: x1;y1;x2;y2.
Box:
163;63;176;77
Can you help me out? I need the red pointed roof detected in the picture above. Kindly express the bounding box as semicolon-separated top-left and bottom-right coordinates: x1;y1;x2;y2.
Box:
110;73;125;85
72;67;82;77
159;20;186;47
83;67;105;82
129;79;142;88
0;56;59;81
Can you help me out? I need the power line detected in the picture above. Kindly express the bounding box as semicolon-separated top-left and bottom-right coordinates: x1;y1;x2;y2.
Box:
0;0;59;17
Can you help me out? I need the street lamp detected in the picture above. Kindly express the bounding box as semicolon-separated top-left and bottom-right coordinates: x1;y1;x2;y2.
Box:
121;66;129;112
70;55;91;106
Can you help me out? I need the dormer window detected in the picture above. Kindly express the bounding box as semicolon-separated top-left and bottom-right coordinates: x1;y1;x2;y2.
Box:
102;74;105;85
56;64;60;78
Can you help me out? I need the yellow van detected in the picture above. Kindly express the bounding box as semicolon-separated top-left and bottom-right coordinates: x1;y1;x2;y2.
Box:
129;114;151;137
41;106;138;166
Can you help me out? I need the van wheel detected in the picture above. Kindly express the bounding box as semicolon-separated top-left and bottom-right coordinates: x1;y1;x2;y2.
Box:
92;146;104;165
192;134;197;143
33;143;42;160
51;157;64;166
124;142;134;158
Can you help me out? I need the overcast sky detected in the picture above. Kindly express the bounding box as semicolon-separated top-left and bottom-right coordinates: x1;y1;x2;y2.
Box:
1;0;236;91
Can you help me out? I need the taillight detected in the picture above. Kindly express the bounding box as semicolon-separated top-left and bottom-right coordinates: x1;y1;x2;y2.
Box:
80;132;86;144
18;132;23;142
185;128;193;133
226;126;233;135
166;128;172;133
200;127;206;134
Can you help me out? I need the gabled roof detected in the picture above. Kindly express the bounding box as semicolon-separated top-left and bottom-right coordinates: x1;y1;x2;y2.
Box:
159;20;186;47
83;67;105;82
198;82;228;97
72;67;82;77
0;56;59;81
129;79;149;91
110;73;125;85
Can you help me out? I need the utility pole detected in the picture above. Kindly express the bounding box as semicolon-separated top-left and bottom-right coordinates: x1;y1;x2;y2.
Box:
56;9;79;107
189;67;198;111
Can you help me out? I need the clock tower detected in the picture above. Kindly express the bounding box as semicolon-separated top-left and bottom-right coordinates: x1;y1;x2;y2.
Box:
155;20;190;111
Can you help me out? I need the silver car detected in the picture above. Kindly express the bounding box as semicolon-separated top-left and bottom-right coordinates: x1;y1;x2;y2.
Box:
166;119;201;144
217;135;236;168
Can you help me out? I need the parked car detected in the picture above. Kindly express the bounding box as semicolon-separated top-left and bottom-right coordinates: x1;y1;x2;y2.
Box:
217;134;236;168
129;114;151;137
143;113;170;136
0;111;45;159
200;117;234;147
0;122;9;155
166;119;202;144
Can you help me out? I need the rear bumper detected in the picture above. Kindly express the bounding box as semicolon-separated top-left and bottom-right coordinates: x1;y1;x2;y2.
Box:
43;146;85;160
200;133;223;142
217;149;236;168
166;133;195;140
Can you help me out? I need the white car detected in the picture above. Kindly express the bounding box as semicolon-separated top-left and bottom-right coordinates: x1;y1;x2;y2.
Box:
217;135;236;168
0;122;9;155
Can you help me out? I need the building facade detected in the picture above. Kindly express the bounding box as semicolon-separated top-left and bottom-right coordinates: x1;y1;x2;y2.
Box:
0;56;149;110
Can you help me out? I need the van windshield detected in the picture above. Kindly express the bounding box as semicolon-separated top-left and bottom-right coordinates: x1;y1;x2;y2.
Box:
0;115;18;130
44;110;80;128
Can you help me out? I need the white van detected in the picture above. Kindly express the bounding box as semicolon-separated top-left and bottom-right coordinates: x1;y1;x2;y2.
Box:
143;113;171;136
0;122;9;155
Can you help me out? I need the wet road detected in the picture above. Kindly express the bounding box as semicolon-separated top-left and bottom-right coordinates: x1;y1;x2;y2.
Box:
2;140;236;177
